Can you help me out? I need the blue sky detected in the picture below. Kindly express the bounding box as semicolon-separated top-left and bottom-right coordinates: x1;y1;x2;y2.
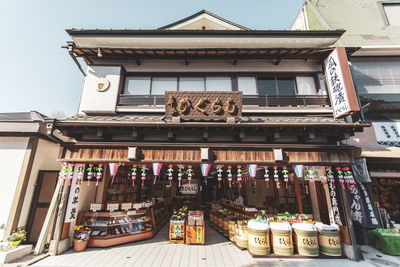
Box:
0;0;303;117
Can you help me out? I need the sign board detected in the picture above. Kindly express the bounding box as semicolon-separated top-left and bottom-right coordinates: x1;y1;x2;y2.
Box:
372;121;400;147
325;47;359;118
165;91;242;120
90;203;102;212
180;183;199;195
107;203;119;212
65;166;81;223
121;203;132;211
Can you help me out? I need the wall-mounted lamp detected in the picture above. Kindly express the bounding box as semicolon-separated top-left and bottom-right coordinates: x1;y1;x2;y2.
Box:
97;48;103;58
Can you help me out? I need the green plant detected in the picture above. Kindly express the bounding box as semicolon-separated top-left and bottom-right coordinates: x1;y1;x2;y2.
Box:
72;225;91;241
7;229;27;243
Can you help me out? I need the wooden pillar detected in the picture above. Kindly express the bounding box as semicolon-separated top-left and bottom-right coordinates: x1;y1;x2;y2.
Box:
323;182;335;225
309;181;321;221
293;173;303;214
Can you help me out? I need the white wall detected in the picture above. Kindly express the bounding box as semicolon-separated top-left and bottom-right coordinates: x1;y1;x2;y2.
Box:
17;139;60;228
78;66;122;115
0;137;29;239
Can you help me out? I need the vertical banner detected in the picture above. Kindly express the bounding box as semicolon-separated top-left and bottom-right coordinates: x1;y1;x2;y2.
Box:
358;183;380;228
247;164;258;179
65;165;81;223
152;163;163;184
293;165;304;178
325;47;360;118
328;177;343;226
109;163;119;184
346;183;367;227
200;164;211;185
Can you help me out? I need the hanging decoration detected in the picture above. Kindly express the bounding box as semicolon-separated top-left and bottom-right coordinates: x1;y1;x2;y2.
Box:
318;166;327;184
67;163;74;186
58;163;68;185
152;163;163;185
131;164;137;187
86;164;94;185
282;166;289;189
216;165;223;188
336;167;345;189
273;166;280;189
95;164;103;186
247;164;257;186
186;165;193;186
109;163;119;185
237;165;242;188
348;167;356;185
342;167;354;189
167;164;173;186
201;164;211;186
141;164;147;186
305;166;315;183
177;164;184;187
293;165;304;179
263;166;270;188
77;164;84;185
227;166;233;188
326;166;335;188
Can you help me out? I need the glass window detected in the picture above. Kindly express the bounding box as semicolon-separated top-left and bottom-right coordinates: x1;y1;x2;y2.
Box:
238;77;257;95
205;77;232;91
277;78;296;95
257;77;276;95
179;77;205;91
296;76;317;95
124;77;151;95
383;3;400;26
151;77;178;95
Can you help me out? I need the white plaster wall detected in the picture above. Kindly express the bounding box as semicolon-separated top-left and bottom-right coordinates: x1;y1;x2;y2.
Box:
17;139;60;228
78;66;122;115
0;137;29;239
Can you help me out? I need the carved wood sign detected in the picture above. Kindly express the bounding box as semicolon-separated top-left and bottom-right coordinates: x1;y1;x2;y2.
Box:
165;91;242;120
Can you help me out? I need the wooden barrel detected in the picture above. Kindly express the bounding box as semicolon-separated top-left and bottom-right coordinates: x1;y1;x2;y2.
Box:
247;228;270;256
271;229;293;256
235;222;248;249
228;221;236;242
223;220;229;237
318;230;342;256
294;229;319;256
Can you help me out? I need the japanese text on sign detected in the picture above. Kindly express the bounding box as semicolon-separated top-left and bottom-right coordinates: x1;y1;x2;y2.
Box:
65;165;81;223
328;179;343;226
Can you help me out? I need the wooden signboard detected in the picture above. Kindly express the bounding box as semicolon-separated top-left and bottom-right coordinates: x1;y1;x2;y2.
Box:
165;91;242;120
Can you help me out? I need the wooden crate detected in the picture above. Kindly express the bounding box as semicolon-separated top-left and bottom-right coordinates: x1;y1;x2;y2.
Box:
169;221;185;243
185;225;205;245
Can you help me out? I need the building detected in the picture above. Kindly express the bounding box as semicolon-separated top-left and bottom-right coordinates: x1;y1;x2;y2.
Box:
292;0;400;238
38;10;368;259
0;112;60;243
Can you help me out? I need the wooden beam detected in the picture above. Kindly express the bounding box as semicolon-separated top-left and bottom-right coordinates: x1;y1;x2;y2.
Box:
274;59;282;65
293;172;303;214
309;181;321;221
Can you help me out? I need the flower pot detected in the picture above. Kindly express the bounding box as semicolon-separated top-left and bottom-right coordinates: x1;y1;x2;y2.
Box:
8;240;21;247
73;240;88;252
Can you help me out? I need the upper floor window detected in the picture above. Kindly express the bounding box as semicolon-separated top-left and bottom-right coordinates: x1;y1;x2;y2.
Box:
382;3;400;26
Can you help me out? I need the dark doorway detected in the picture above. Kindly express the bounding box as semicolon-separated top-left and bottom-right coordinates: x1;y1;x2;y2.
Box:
26;170;58;243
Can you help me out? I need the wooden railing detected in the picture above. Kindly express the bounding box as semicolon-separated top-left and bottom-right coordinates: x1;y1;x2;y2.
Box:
118;94;330;107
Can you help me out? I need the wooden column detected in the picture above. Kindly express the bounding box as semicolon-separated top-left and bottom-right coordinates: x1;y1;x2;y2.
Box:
292;173;303;214
323;182;335;225
309;181;321;221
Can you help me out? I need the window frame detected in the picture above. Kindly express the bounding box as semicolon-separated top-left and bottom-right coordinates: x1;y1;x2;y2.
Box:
378;1;400;26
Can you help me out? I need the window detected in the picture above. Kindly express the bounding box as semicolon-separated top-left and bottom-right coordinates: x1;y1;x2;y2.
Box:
238;77;257;95
383;3;400;26
151;77;177;95
124;77;151;95
296;76;317;95
277;78;296;95
257;77;276;95
179;77;205;91
205;77;232;91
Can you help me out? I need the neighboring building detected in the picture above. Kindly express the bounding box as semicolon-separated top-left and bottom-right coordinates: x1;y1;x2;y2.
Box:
0;112;60;242
40;10;368;259
292;0;400;236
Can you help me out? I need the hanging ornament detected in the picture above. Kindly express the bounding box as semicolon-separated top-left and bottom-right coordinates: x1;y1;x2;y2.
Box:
86;164;94;185
342;167;354;189
167;164;173;186
336;167;345;189
237;165;242;188
109;163;119;185
216;165;223;188
227;166;233;188
263;166;270;188
95;164;103;186
293;165;304;179
318;166;327;184
326;166;335;188
306;166;315;183
347;167;355;185
201;164;211;186
187;165;193;186
77;164;84;185
58;163;68;185
67;163;74;186
282;166;289;189
273;166;280;189
141;164;147;186
152;163;163;185
177;164;184;187
131;164;137;187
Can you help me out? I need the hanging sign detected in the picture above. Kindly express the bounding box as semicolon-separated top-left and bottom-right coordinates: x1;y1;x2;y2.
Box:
180;183;199;195
152;163;163;185
327;176;342;226
346;183;367;227
324;47;359;118
372;121;400;147
358;183;380;228
65;165;81;223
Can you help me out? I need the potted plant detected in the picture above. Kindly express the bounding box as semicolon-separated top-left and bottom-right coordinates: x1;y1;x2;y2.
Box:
72;225;91;252
7;229;27;247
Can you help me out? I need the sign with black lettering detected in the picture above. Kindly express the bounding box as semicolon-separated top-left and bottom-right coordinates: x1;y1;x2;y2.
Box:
180;183;199;195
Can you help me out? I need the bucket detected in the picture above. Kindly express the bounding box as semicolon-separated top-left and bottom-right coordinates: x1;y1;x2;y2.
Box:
271;229;294;256
248;228;270;256
235;221;248;249
228;221;236;242
294;229;319;256
318;230;342;256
